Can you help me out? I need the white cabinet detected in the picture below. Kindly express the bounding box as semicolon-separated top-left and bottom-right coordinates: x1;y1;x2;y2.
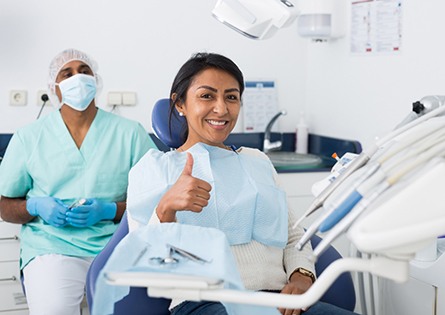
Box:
0;218;90;315
375;240;445;315
0;219;28;314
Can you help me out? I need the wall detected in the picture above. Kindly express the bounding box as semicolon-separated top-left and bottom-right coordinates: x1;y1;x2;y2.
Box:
304;0;445;148
0;0;307;134
1;1;444;150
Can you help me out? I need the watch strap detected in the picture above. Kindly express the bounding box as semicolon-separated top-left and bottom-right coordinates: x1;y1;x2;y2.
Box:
294;267;316;283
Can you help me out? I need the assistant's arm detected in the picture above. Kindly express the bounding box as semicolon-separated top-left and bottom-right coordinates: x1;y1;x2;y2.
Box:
114;201;126;222
0;196;33;224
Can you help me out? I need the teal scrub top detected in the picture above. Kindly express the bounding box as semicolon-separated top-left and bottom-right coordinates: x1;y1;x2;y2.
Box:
0;108;156;268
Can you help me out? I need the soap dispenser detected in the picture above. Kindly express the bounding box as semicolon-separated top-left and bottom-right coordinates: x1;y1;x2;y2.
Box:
296;113;308;154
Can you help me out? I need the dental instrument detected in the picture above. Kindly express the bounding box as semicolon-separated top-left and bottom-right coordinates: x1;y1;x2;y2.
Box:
294;103;445;229
132;246;150;267
150;248;180;265
311;141;445;260
296;115;445;250
167;244;212;264
68;198;87;209
150;244;212;266
394;95;445;129
319;125;445;233
295;162;379;250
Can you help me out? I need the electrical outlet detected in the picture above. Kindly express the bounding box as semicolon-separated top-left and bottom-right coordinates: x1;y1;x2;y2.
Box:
37;90;52;106
10;90;27;106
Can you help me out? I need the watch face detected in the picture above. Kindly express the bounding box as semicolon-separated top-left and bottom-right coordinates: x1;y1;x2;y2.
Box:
297;268;315;282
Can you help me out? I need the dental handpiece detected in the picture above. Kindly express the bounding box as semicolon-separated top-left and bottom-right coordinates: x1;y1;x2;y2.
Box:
293;152;373;229
68;198;87;209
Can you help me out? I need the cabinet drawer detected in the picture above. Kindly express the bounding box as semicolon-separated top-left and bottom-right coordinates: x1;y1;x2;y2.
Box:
0;241;20;261
0;221;21;262
0;221;21;239
0;261;28;312
0;309;29;314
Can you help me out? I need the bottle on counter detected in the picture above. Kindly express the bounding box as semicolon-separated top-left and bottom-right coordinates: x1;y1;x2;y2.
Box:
296;112;308;154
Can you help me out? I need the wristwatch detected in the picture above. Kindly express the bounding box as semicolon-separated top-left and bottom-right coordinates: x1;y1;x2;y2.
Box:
294;267;316;283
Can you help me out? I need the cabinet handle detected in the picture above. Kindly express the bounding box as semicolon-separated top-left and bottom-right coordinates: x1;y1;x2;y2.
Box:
0;276;17;282
0;235;19;241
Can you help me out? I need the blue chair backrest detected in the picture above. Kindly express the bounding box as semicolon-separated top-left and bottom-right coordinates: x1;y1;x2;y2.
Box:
151;98;186;149
86;98;356;313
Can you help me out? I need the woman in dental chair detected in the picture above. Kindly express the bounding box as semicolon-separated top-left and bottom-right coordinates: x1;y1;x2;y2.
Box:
126;52;357;315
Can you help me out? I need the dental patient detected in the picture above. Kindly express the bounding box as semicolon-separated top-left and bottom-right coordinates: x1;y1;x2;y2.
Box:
126;52;358;315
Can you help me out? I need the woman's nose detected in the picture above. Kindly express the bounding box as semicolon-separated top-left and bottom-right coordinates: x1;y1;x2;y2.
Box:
213;98;228;115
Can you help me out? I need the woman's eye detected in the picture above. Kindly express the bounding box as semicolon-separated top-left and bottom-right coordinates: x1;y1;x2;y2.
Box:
227;94;239;101
200;94;212;99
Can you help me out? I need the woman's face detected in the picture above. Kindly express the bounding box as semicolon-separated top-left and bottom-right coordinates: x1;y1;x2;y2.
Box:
176;68;241;149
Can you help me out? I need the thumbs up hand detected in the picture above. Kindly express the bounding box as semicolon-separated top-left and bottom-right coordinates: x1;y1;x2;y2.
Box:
157;152;212;222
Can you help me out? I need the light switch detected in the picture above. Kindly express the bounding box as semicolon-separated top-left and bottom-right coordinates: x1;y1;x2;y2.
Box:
107;92;122;106
122;92;137;106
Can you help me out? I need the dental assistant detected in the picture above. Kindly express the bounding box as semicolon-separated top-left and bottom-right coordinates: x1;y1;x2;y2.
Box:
0;48;156;315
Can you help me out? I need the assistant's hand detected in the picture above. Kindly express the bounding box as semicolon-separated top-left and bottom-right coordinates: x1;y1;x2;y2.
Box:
157;152;212;222
26;197;68;227
65;198;116;227
278;272;314;315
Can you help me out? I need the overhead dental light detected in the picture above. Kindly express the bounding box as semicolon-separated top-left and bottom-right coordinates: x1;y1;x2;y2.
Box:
212;0;300;40
212;0;347;41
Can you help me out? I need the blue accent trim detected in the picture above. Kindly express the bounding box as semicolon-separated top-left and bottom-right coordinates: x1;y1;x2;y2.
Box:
1;132;361;173
0;134;13;161
319;190;363;232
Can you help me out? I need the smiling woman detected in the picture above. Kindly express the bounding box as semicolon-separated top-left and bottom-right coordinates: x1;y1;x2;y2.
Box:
105;52;359;315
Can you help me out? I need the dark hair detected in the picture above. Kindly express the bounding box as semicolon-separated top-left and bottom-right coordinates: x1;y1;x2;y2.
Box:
169;52;244;144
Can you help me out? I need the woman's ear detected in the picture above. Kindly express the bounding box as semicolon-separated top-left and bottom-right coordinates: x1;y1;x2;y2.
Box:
172;94;185;116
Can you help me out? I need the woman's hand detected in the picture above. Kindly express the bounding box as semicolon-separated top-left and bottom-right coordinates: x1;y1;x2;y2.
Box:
157;152;212;222
278;271;314;315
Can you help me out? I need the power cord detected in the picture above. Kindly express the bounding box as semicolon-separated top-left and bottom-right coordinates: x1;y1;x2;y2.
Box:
36;94;49;119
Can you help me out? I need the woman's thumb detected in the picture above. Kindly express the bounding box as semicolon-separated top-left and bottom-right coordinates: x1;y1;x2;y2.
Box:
181;152;194;176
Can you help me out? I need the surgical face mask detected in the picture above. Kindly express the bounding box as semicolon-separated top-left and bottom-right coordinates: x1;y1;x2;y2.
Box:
57;73;97;111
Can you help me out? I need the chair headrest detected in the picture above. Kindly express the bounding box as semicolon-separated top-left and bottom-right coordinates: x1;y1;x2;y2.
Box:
151;98;186;149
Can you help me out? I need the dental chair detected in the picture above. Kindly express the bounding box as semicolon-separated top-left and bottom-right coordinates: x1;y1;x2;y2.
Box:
85;98;356;314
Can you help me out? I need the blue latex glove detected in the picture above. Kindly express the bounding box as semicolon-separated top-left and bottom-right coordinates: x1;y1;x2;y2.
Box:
66;198;117;227
26;197;68;227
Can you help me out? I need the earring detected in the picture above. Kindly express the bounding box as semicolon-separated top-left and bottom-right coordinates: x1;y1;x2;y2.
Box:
178;112;184;117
